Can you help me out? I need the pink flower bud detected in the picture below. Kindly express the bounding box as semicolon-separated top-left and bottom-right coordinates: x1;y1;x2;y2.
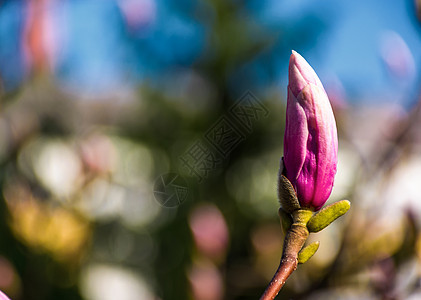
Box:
283;51;338;211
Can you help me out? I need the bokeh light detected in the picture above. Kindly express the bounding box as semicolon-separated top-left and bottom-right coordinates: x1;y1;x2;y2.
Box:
0;0;420;299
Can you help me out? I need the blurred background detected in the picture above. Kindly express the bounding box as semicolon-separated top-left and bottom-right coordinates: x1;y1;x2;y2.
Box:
0;0;421;299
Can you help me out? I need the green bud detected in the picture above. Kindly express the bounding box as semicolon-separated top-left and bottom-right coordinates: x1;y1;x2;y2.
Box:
307;200;350;233
298;241;320;264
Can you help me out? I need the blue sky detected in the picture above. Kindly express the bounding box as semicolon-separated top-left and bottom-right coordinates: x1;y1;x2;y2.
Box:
0;0;419;106
276;0;421;107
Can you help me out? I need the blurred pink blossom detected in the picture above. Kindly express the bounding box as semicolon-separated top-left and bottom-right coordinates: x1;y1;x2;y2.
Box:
22;0;59;73
117;0;157;32
380;31;416;80
79;134;117;175
189;204;229;260
188;261;223;300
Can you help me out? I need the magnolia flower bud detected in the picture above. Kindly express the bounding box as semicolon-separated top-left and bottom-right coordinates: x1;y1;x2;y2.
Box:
283;51;338;211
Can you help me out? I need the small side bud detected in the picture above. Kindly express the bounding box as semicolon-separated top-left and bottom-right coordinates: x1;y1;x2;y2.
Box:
298;241;320;264
307;200;351;233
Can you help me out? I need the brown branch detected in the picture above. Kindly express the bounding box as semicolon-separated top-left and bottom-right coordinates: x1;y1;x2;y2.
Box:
260;222;309;300
259;257;297;300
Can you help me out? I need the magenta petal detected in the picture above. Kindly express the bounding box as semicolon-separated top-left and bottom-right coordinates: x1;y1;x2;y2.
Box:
284;88;308;182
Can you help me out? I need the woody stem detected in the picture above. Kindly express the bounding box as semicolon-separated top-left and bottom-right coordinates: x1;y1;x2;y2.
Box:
259;209;312;300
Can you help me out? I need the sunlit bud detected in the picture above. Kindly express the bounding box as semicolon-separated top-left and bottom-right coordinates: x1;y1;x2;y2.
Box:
283;51;338;211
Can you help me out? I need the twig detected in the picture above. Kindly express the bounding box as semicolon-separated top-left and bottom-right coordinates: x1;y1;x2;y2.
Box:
260;219;310;299
259;257;297;300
